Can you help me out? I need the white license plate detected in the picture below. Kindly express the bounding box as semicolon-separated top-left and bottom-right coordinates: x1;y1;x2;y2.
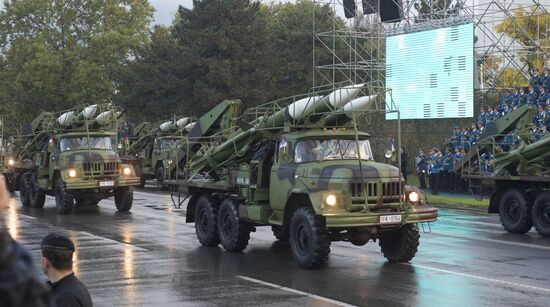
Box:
380;215;402;224
99;181;115;187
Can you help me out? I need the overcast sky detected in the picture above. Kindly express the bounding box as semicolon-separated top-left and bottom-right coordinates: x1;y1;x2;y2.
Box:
150;0;192;25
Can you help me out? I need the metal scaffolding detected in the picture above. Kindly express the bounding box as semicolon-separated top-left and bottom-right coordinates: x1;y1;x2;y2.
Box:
312;0;550;91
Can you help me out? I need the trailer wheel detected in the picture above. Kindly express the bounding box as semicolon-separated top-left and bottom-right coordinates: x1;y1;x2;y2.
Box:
379;224;420;263
55;179;74;215
28;174;45;208
19;174;31;207
532;192;550;237
115;186;133;212
156;166;167;191
289;207;330;269
499;189;532;234
194;195;220;247
218;199;251;252
271;225;289;242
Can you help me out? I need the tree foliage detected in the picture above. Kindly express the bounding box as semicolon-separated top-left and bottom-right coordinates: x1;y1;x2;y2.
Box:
0;0;154;123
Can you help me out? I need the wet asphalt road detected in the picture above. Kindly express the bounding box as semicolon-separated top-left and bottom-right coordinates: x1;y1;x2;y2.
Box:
3;185;550;307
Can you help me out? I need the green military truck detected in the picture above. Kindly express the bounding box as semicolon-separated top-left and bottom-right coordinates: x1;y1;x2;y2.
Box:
120;117;195;190
169;85;438;269
16;104;140;214
457;105;550;237
0;117;17;192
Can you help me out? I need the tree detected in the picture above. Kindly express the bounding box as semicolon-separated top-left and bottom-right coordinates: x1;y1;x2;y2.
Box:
115;25;186;121
0;0;154;123
495;5;550;70
172;0;271;113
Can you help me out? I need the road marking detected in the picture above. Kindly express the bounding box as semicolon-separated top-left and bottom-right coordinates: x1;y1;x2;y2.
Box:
431;232;550;251
408;263;550;293
237;275;357;307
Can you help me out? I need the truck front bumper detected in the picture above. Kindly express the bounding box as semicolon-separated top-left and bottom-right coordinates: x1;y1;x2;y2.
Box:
323;205;438;228
65;176;140;190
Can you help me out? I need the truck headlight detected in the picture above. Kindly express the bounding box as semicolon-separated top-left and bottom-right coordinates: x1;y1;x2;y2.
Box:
325;194;337;206
122;166;132;176
68;169;78;178
385;150;393;159
408;191;419;202
7;158;14;166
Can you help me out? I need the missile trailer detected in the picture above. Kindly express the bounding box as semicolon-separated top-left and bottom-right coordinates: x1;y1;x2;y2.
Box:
456;105;550;237
169;85;438;269
15;104;140;214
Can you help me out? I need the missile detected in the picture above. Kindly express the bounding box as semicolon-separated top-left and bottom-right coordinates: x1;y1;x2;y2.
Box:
79;105;98;119
177;117;192;129
95;110;113;126
494;134;550;175
57;111;76;127
184;122;196;132
320;95;376;127
287;96;322;120
159;121;174;132
307;83;366;123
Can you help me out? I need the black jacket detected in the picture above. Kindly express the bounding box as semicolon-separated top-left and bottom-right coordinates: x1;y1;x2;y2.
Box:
49;273;92;307
0;231;53;307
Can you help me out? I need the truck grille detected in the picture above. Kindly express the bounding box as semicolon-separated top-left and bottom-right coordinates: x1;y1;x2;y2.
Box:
83;162;119;177
349;180;403;205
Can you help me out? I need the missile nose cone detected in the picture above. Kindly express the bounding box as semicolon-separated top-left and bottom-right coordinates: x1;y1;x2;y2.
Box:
177;117;191;128
328;83;366;109
343;95;376;113
287;96;322;120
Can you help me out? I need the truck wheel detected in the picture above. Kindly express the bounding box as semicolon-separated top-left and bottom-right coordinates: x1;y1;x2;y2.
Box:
19;174;31;207
218;199;251;252
5;174;16;192
194;195;220;247
28;175;45;208
499;189;532;234
135;166;146;188
379;223;420;263
55;179;74;214
289;207;330;269
271;225;289;242
115;186;133;212
156;166;167;191
532;192;550;237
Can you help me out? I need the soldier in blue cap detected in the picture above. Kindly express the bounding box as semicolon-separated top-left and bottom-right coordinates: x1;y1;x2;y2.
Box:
527;85;539;107
451;127;461;148
518;87;527;107
441;147;453;192
511;88;520;108
429;148;442;195
477;106;487;127
415;148;428;189
498;90;511;112
538;86;549;106
530;68;541;92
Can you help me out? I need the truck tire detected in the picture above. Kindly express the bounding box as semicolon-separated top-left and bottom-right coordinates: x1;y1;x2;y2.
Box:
271;225;289;242
156;166;167;191
499;189;532;234
115;186;133;212
217;199;251;252
55;179;74;214
532;192;550;237
289;207;330;269
19;174;31;207
5;174;16;192
135;166;146;188
28;174;45;208
195;195;220;247
379;223;420;263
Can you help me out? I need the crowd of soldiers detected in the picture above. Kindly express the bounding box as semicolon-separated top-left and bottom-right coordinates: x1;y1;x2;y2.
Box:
413;67;550;195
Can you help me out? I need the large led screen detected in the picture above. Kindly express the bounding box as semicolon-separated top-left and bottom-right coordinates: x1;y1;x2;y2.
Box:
386;23;474;120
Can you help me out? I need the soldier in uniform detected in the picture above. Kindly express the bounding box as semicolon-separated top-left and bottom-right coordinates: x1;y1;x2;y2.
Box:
511;88;520;108
530;68;541;92
534;106;547;128
542;68;550;91
527;85;539;107
416;148;427;189
485;106;497;127
429;148;442;195
501;103;511;117
477;107;487;127
441;147;453;192
450;127;461;148
518;87;527;107
452;147;463;192
460;127;470;151
498;90;511;111
538;86;549;106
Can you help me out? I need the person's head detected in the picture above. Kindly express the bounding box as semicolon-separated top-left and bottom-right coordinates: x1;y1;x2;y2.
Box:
504;104;509;110
480;106;486;113
533;68;539;75
418;147;424;154
520;88;526;94
541;87;546;93
471;122;477;129
539;106;544;112
529;85;534;92
542;125;547;131
513;88;519;94
41;233;75;278
544;68;549;74
488;106;494;112
504;89;510;95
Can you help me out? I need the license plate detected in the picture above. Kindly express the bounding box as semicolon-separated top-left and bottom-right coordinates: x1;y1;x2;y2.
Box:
99;181;115;187
380;215;402;224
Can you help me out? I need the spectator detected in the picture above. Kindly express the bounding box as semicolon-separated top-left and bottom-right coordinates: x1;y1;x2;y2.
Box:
498;90;511;111
450;127;461;148
538;86;549;106
41;233;92;307
477;106;487;126
0;176;53;307
501;104;511;116
534;106;546;128
485;106;496;127
429;148;442;195
511;88;520;108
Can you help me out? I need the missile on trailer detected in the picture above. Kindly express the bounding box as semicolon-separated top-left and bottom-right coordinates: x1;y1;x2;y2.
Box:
79;105;98;120
95;110;113;126
320;95;376;127
57;111;76;127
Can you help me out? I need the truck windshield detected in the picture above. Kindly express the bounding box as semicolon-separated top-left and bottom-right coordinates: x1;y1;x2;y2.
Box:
59;136;113;152
294;139;374;163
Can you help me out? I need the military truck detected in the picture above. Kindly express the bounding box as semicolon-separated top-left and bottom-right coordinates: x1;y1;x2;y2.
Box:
168;84;438;269
15;104;140;214
0;117;17;192
456;105;550;237
120;117;196;190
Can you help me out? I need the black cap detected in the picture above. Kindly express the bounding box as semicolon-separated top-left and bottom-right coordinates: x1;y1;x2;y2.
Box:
41;233;75;252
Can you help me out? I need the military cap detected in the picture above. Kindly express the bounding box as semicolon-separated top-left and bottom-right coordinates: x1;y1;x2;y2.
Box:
41;233;75;252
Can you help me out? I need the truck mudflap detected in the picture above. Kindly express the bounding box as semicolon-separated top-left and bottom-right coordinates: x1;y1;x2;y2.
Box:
64;176;140;190
323;205;438;228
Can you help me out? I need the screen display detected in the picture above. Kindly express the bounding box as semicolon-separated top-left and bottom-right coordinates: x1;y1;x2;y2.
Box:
386;23;474;120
